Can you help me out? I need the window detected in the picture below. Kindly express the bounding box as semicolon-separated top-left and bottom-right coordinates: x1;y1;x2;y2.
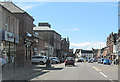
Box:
11;18;15;33
36;56;44;59
6;16;10;31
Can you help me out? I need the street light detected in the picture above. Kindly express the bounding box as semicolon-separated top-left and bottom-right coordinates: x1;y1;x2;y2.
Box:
44;46;51;67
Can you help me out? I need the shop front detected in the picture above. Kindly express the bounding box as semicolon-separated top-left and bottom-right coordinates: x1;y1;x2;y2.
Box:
1;30;19;64
24;32;33;61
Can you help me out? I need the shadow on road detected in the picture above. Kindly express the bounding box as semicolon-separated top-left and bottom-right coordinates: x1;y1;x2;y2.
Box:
35;66;63;70
65;65;78;67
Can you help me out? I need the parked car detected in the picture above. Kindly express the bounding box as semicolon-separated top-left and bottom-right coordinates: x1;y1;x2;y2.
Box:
65;57;75;66
85;59;88;62
32;55;47;65
60;58;65;63
50;57;60;64
93;59;97;62
77;58;83;62
97;59;101;63
100;58;104;64
0;58;6;67
88;58;93;63
103;59;111;65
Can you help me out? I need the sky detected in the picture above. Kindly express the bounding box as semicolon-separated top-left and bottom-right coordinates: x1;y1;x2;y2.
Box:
14;2;118;50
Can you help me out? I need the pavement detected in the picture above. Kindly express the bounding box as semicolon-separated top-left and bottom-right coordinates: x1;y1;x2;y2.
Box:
1;62;119;82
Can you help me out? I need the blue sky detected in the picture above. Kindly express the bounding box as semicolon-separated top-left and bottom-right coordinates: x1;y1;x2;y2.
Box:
15;2;118;50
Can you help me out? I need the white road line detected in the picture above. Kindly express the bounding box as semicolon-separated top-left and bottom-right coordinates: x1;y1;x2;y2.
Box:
109;79;114;82
100;72;107;78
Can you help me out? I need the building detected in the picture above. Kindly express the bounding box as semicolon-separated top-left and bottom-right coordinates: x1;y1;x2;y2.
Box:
0;4;19;65
60;38;69;59
106;32;118;61
33;23;61;58
74;49;81;58
32;31;39;55
68;49;74;57
0;2;35;67
75;49;93;59
81;50;93;59
102;47;108;59
37;36;53;57
92;48;99;59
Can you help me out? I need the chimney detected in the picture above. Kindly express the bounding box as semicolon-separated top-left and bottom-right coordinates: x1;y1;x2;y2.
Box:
38;22;51;28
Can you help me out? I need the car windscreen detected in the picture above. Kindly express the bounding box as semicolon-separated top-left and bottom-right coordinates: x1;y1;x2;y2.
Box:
67;57;74;61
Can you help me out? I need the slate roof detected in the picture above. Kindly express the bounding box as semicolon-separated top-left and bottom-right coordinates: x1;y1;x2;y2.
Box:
0;2;24;13
81;50;93;53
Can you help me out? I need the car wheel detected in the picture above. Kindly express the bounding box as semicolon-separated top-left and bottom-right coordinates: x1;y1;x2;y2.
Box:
73;64;75;66
56;61;58;64
65;64;67;66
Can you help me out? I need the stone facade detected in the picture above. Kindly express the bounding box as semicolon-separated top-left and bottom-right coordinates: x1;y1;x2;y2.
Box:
106;32;118;61
60;38;69;59
0;4;19;66
33;23;61;58
0;2;35;67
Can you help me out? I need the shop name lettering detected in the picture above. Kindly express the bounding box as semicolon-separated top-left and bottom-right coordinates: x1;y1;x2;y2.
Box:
7;33;14;39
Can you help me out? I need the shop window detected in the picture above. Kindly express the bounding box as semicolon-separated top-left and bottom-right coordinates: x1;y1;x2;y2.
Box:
1;41;15;63
25;44;31;60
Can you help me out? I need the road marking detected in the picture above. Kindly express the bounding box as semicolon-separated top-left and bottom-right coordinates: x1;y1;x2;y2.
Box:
109;79;114;82
100;72;107;78
92;67;101;71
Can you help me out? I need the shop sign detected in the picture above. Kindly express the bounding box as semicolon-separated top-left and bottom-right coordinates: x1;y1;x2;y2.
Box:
3;31;14;42
26;32;32;37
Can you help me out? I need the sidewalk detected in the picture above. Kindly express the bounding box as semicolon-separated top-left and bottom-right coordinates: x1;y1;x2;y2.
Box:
2;65;42;80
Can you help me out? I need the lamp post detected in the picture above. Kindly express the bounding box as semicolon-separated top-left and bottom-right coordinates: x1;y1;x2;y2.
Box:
45;46;51;67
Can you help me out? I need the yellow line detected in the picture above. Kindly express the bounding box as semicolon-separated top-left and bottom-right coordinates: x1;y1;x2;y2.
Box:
93;67;101;71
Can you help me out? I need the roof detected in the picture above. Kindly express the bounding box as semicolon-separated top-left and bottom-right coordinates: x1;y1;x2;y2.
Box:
0;2;34;20
33;26;53;31
0;2;24;13
33;26;61;36
81;50;93;53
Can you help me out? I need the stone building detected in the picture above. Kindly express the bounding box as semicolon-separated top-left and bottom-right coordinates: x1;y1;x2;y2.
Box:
68;49;74;57
60;38;69;59
0;2;35;67
0;4;19;65
92;48;99;60
37;36;53;57
33;23;61;58
106;32;118;61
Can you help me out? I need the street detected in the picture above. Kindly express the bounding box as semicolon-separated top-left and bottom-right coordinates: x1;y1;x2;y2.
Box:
20;62;118;81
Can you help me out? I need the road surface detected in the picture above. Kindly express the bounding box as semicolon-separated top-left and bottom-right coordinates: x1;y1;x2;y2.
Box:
28;62;118;81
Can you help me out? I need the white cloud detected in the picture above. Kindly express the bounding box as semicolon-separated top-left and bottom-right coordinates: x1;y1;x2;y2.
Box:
72;28;80;31
64;28;80;31
70;41;106;50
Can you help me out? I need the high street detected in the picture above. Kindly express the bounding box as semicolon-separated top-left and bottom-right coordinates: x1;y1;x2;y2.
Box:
21;62;118;81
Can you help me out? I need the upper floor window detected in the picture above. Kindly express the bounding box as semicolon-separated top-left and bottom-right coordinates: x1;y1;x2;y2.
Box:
6;16;10;31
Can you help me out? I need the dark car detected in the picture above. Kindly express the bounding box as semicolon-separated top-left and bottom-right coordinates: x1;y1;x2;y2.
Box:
65;57;75;66
85;59;88;62
77;58;83;62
